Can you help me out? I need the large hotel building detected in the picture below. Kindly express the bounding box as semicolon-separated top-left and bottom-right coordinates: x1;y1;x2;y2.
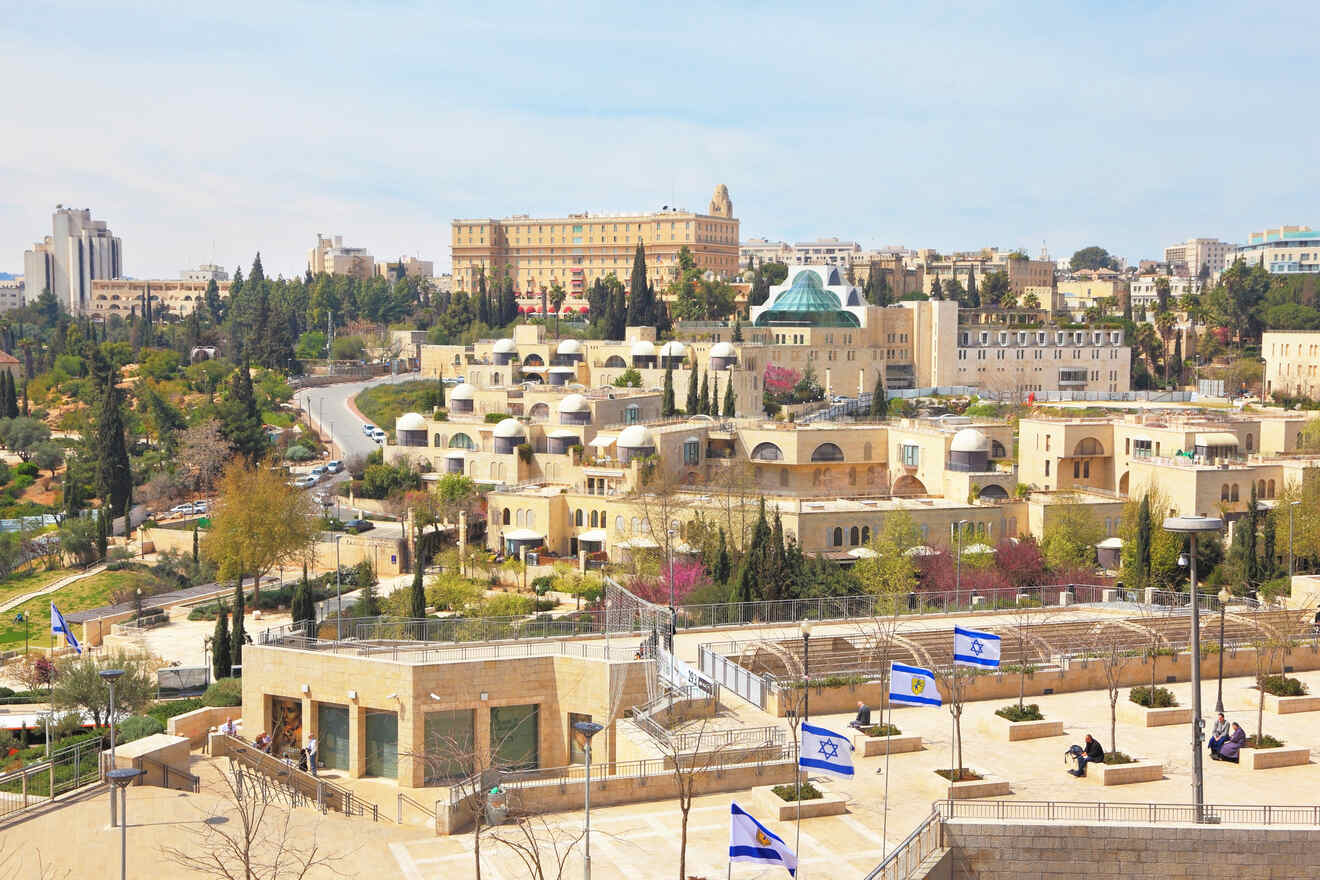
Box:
450;185;739;305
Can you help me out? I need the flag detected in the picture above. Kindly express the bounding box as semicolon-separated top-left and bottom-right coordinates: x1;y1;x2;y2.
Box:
799;722;854;778
50;602;81;655
729;802;797;876
889;661;941;707
953;625;1001;668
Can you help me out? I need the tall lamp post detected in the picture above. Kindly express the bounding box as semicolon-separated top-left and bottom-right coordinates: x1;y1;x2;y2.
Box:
572;720;605;880
1163;515;1221;822
797;619;814;866
1215;587;1231;713
107;768;143;880
99;668;125;827
334;535;344;641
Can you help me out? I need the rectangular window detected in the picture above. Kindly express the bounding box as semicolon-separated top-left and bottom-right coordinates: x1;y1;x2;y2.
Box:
491;704;539;771
423;709;475;783
317;703;350;772
901;444;920;467
364;710;398;779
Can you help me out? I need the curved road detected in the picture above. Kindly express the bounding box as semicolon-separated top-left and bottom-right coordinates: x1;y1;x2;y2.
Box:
293;371;418;461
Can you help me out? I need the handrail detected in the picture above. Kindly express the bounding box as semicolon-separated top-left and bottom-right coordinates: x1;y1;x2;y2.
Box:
935;798;1320;826
219;735;384;822
0;737;103;821
862;807;941;880
137;754;200;793
397;791;438;824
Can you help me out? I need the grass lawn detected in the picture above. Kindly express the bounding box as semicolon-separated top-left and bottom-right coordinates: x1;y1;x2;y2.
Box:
0;567;71;610
355;381;444;437
0;568;144;651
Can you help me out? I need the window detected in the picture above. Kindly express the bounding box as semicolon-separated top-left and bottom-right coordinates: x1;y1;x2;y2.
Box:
683;438;699;465
831;527;843;547
1045;460;1050;476
502;508;511;525
849;526;860;546
590;510;599;527
625;405;640;424
490;704;539;771
1230;484;1239;502
751;442;783;461
811;443;844;462
423;709;474;783
861;526;870;544
615;515;624;534
1221;484;1230;501
574;509;584;526
901;444;920;467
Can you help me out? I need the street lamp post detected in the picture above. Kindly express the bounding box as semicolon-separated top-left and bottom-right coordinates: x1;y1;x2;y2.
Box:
334;535;344;641
572;720;605;880
1163;515;1222;822
99;668;126;827
797;619;814;867
1216;587;1231;714
107;768;143;880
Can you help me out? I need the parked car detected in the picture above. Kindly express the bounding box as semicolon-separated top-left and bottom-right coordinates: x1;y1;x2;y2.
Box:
344;518;374;534
192;499;210;513
310;465;328;478
168;503;193;516
326;460;343;474
291;475;317;489
442;376;463;386
362;424;377;436
370;429;387;443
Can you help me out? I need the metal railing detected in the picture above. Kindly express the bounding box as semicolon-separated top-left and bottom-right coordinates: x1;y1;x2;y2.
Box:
668;725;785;755
397;791;438;825
138;754;200;793
219;735;382;822
935;798;1320;827
0;737;104;821
862;807;941;880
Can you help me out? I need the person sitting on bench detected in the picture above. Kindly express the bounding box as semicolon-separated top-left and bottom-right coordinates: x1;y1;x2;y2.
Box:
1207;713;1230;755
1069;734;1104;776
848;701;872;729
1214;723;1246;763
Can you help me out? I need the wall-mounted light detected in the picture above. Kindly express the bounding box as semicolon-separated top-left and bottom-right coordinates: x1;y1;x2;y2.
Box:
386;693;399;700
480;692;489;701
300;684;310;694
348;690;358;701
428;693;442;701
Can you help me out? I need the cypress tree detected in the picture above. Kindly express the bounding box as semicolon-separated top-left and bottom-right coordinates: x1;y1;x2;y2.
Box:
1262;515;1276;580
722;374;736;417
965;270;978;307
731;317;743;342
714;527;731;584
627;242;650;326
931;277;943;301
685;365;699;414
699;371;710;415
212;606;232;681
292;567;316;634
3;373;15;418
766;509;787;601
219;358;267;463
477;283;490;325
95;508;108;559
231;576;245;669
192;527;199;563
661;364;676;416
409;555;426;621
709;373;720;416
499;277;517;326
92;356;132;522
870;372;888;418
1135;495;1152;589
436;372;446;408
21;381;28;416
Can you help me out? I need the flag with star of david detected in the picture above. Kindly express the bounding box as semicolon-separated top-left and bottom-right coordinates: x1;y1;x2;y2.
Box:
798;722;854;778
953;625;1000;668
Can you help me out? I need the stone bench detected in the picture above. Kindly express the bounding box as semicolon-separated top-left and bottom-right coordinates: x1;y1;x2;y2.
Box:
757;785;848;821
1120;703;1192;727
851;732;923;757
998;719;1065;742
946;771;1011;800
1247;746;1311;770
1085;760;1163;786
1264;694;1320;715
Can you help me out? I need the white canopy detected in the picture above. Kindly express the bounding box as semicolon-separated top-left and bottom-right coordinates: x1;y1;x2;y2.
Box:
847;547;878;559
504;528;544;541
590;435;617;448
962;543;996;555
577;529;607;542
904;545;939;557
617;536;660;550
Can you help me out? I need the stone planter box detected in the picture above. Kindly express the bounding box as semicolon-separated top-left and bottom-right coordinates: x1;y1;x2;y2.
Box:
1120;703;1192;727
943;770;1011;800
851;733;923;757
997;718;1065;742
1263;694;1320;715
1247;746;1311;770
756;785;848;821
1085;760;1163;786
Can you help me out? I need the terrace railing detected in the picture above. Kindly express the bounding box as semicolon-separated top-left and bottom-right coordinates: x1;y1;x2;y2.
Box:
0;737;104;822
935;797;1320;827
861;806;941;880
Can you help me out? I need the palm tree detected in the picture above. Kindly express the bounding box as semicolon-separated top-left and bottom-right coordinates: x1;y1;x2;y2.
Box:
549;283;567;339
1154;310;1176;386
1135;324;1162;386
1022;292;1041;310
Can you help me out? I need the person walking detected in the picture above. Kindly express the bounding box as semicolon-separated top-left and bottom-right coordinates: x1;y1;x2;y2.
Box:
306;734;319;776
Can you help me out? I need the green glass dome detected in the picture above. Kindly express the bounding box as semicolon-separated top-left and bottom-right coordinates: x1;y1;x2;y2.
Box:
753;269;860;327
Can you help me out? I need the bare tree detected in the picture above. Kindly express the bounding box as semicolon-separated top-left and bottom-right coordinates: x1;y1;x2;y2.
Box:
178;420;229;495
707;458;758;552
485;815;584;880
1006;606;1049;712
159;764;341;879
933;663;973;780
628;456;697;591
1087;621;1133;754
0;838;68;879
650;704;741;880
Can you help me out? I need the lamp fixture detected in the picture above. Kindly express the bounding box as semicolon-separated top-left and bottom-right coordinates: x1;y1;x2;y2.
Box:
347;690;357;701
300;684;310;694
429;693;442;701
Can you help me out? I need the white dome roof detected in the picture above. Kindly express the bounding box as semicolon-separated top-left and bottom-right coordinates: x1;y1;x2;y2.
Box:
493;418;526;438
658;341;686;358
450;382;475;400
557;393;590;413
630;340;656;357
710;341;737;359
557;339;583;355
396;412;427;431
617;425;654;447
493;338;517;353
950;428;989;453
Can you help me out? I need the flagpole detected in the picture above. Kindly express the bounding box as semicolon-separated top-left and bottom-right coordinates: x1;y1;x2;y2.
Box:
882;690;893;861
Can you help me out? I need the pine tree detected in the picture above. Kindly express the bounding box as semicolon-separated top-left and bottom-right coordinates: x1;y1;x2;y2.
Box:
731;317;743;342
699;371;710;415
661;365;676;416
722;375;736;417
869;372;888;418
212;606;232;681
231;577;246;669
965;270;978;307
409;555;426;620
627;243;650;326
219;358;267;463
708;373;720;416
92;355;133;523
685;365;699;415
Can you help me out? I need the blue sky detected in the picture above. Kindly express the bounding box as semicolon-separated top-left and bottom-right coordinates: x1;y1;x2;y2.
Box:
3;1;1317;279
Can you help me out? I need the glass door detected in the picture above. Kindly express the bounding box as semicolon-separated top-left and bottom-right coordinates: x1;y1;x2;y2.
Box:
317;703;349;771
490;704;538;771
364;710;398;778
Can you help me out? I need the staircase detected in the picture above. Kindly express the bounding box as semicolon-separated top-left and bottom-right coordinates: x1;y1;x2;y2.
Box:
215;734;385;822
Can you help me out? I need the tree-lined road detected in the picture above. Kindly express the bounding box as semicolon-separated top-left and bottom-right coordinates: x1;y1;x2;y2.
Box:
293;371;415;462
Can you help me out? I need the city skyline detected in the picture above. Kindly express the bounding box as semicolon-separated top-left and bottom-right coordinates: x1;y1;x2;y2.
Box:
3;1;1318;279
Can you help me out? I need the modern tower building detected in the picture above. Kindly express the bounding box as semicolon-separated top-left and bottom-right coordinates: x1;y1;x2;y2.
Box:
22;206;123;313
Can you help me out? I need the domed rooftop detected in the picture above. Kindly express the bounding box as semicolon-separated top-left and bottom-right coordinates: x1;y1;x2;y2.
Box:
710;341;737;359
950;428;989;453
493;338;517;354
557;339;583;355
630;340;656;357
396;412;427;431
493;418;526;438
752;268;860;328
557;393;590;413
617;425;655;447
658;341;687;358
450;382;475;400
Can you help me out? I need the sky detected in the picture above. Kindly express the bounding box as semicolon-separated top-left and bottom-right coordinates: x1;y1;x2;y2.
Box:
2;1;1318;280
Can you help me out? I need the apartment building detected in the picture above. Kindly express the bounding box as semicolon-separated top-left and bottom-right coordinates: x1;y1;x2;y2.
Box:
1163;238;1235;277
1053;277;1128;319
1264;330;1320;400
952;313;1130;394
375;256;434;282
1128;275;1203;312
451;185;739;301
1230;226;1320;274
179;264;229;282
23;206;123;313
0;280;24;313
308;234;375;280
87;279;229;319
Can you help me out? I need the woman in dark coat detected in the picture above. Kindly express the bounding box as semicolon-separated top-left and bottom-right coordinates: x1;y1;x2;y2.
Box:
1216;723;1247;762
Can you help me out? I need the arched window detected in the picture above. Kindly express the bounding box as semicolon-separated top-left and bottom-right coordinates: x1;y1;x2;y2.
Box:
861;526;871;544
604;355;627;368
991;440;1007;458
849;526;860;546
529;402;550;422
574;509;584;526
1230;484;1240;502
631;517;640;534
599;510;606;527
502;508;511;525
812;469;822;487
831;527;843;546
1258;480;1266;498
433;433;445;448
590;510;599;527
526;511;535;529
516;510;525;527
810;443;844;462
1221;484;1230;501
1073;437;1104;456
523;353;544;367
1083;460;1091;478
750;442;783;461
1268;479;1276;498
615;516;624;534
450;433;475;449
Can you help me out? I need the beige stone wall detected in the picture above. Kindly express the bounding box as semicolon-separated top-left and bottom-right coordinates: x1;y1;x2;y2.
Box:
167;705;244;747
944;818;1316;879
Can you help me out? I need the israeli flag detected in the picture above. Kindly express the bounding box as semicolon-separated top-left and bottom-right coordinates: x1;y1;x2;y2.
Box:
799;722;854;778
953;625;1001;668
889;661;941;707
729;802;797;876
51;602;81;655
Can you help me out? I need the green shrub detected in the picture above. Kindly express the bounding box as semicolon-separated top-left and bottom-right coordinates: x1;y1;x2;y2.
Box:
1260;675;1308;697
284;444;313;461
995;703;1044;722
1103;751;1135;765
861;723;901;737
117;715;165;744
14;462;38;478
479;593;537;616
484;412;511;423
202;678;243;707
147;698;205;726
0;687;12;698
531;575;554;595
1246;733;1284;749
771;782;822;802
1129;685;1177;708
